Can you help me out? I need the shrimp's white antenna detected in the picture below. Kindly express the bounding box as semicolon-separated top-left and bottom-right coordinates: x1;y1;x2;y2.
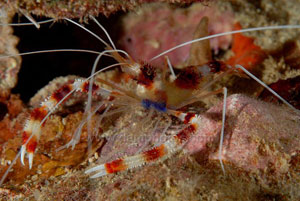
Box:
0;151;21;186
150;24;300;61
18;8;41;29
85;49;132;105
90;15;117;50
0;49;109;59
65;18;111;49
0;19;55;26
235;64;298;112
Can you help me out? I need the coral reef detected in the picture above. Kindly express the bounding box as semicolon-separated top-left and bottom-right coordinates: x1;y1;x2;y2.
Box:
0;0;208;19
95;95;300;201
0;5;21;98
2;95;299;200
0;0;300;200
187;95;300;174
0;76;105;185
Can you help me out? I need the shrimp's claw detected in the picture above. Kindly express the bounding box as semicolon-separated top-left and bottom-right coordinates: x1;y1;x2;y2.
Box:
21;130;38;169
85;130;193;178
19;80;102;170
28;153;34;169
21;106;47;169
86;112;200;178
20;144;36;169
85;164;109;178
20;145;26;166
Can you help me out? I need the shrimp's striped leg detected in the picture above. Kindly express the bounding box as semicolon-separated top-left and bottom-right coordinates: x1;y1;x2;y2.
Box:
85;111;200;178
21;79;100;169
177;87;228;174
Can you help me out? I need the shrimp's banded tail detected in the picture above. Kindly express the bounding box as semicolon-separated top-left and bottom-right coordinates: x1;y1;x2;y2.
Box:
85;111;200;178
21;79;101;169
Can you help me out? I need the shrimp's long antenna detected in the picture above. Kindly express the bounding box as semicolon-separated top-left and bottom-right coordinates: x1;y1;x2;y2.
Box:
65;18;133;63
18;8;41;29
0;49;110;59
86;49;132;112
235;65;298;112
90;16;116;50
65;18;112;49
0;19;55;26
150;24;300;61
0;151;21;186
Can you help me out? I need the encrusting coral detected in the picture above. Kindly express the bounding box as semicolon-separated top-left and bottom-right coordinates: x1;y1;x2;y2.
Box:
0;0;209;19
0;5;21;98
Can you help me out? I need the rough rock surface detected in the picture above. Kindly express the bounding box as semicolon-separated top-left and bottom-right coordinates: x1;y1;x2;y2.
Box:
3;95;298;200
0;5;21;98
0;0;208;19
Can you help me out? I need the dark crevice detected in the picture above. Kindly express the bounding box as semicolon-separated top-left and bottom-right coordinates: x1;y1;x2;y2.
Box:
11;13;123;103
0;102;8;121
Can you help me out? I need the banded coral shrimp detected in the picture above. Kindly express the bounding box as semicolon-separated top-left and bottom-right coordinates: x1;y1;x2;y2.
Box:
0;4;300;200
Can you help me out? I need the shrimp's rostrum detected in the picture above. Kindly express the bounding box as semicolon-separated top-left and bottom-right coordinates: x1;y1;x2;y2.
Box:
1;10;300;185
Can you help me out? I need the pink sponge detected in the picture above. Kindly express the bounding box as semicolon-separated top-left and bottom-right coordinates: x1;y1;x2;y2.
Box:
186;94;300;174
120;3;234;67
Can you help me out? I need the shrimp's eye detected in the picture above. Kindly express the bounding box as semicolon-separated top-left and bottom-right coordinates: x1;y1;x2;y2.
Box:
208;61;221;73
137;63;156;87
207;61;226;73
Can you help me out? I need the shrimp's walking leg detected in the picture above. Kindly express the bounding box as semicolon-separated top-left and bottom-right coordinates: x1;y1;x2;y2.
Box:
219;87;227;174
178;87;228;174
